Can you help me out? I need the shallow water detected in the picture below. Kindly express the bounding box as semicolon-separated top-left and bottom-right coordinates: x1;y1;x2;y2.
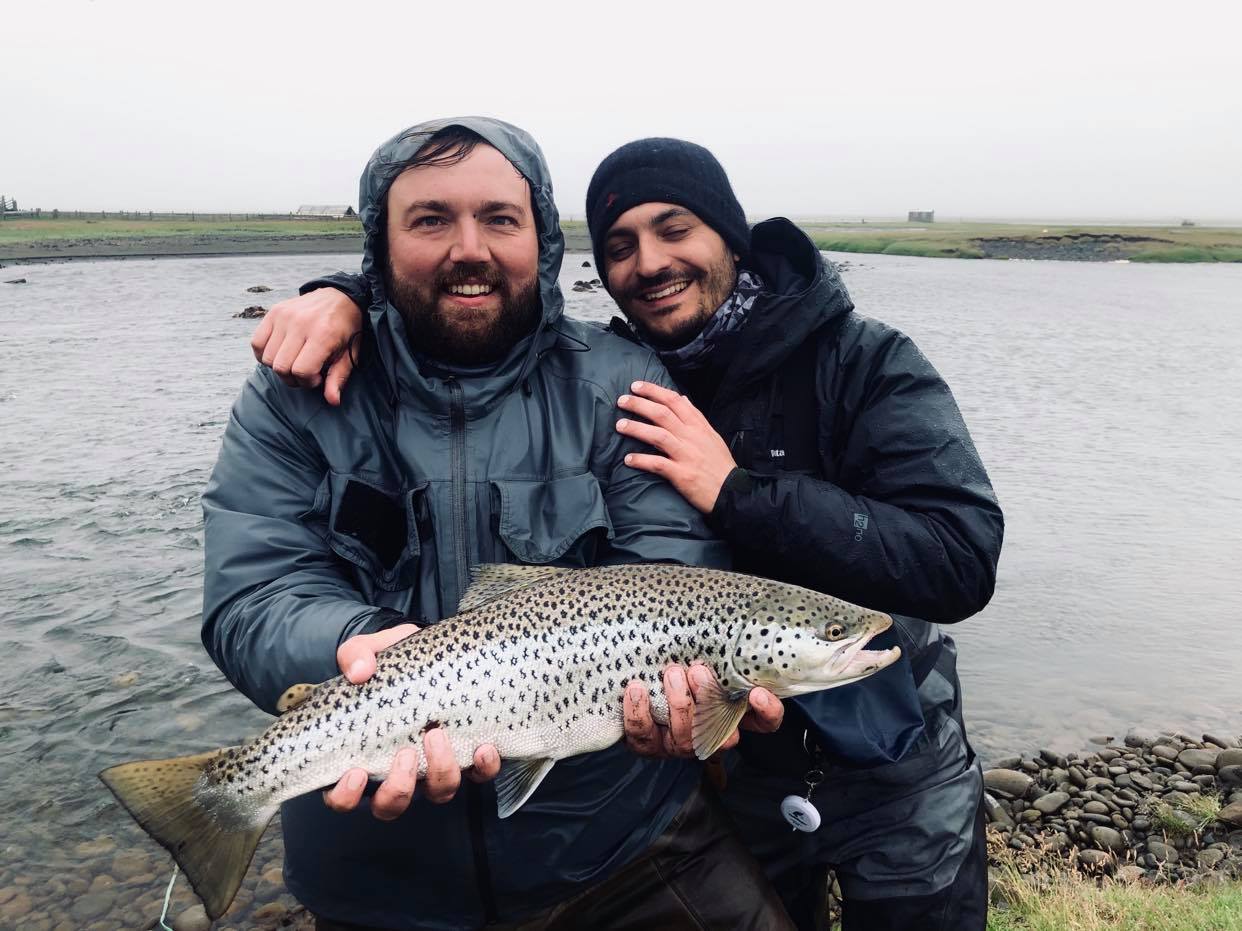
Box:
1;251;1240;925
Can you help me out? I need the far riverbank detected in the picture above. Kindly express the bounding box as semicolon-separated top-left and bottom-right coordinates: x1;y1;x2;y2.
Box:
3;217;1239;266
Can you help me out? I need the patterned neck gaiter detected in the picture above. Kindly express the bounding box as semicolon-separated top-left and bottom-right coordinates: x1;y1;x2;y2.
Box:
654;269;764;373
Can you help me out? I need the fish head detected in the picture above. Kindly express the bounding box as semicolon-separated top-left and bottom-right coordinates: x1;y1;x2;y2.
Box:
724;587;901;697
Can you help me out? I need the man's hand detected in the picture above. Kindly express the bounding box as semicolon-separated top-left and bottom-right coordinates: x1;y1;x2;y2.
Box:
615;381;738;513
251;288;364;406
322;625;502;819
624;663;784;759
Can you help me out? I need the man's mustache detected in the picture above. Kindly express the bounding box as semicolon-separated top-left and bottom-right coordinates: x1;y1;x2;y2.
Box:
438;263;506;290
622;269;701;302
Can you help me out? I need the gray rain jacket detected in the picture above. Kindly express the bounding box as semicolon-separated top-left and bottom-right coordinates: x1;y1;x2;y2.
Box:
201;117;728;930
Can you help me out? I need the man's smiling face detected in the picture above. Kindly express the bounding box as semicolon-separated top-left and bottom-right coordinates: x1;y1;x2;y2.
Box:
384;141;541;365
602;203;738;349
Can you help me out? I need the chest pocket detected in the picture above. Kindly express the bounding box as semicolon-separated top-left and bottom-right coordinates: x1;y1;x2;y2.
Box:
491;472;614;566
302;471;428;591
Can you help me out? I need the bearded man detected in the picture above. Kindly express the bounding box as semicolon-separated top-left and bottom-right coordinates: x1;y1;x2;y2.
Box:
202;118;793;930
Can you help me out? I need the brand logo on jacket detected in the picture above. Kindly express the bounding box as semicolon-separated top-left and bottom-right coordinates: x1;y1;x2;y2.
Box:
853;513;869;542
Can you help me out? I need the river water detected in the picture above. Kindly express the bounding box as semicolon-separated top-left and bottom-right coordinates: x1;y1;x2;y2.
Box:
1;251;1240;926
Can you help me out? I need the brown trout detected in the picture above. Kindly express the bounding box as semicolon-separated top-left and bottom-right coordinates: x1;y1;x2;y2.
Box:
100;563;899;918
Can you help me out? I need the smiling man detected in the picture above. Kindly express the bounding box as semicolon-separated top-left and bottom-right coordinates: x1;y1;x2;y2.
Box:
201;118;791;930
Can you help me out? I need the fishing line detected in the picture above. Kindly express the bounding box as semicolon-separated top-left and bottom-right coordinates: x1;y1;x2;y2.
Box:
158;863;180;931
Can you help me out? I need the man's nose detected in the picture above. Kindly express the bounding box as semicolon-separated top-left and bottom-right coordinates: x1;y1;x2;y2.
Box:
449;220;490;264
634;237;671;279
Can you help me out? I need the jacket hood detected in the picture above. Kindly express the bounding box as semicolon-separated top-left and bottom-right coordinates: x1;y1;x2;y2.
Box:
732;217;855;380
357;116;565;411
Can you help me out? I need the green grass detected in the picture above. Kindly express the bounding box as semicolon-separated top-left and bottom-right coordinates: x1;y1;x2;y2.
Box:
812;236;986;259
0;217;363;245
978;831;1242;931
1130;246;1242;263
802;220;1242;263
1143;793;1222;836
6;215;1242;264
987;876;1242;931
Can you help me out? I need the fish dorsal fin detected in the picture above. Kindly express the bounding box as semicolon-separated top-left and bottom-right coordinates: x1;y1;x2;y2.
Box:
692;678;752;760
276;683;316;714
494;757;556;819
458;564;571;613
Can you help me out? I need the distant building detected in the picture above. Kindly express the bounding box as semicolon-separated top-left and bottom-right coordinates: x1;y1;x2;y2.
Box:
293;205;357;219
907;210;935;223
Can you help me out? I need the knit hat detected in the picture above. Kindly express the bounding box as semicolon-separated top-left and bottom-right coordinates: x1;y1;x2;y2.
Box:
585;138;750;280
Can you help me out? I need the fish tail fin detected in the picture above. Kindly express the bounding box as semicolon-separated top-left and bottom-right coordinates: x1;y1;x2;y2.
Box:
99;748;269;920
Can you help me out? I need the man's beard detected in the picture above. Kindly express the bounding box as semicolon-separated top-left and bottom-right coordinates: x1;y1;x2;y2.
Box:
621;249;737;350
385;260;542;366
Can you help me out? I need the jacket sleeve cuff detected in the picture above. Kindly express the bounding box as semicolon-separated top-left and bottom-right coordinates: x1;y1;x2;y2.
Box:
708;467;753;528
298;273;371;310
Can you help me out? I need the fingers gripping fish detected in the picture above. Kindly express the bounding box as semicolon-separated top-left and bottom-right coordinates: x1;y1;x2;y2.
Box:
100;563;899;919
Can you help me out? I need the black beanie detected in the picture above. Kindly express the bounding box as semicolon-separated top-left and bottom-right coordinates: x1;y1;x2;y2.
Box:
585;138;750;281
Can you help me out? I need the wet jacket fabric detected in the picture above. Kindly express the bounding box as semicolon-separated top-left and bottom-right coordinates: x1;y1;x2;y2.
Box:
659;218;1003;756
201;117;727;930
645;217;1003;905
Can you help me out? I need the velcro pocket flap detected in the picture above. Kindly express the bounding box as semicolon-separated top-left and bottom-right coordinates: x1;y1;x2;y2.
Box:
492;472;614;564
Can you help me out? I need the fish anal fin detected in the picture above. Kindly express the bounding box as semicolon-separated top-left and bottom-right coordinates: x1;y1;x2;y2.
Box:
691;679;751;761
276;683;316;714
494;757;556;819
99;750;270;920
458;564;571;613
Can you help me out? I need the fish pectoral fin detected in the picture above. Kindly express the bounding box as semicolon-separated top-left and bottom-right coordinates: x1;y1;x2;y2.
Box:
276;683;316;714
494;757;556;819
458;564;571;613
692;680;752;761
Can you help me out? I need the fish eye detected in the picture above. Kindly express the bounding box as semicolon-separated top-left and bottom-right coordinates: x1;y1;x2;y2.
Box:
826;624;845;641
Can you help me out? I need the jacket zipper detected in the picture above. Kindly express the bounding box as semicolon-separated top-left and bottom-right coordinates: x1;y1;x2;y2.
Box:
447;377;470;603
446;377;498;922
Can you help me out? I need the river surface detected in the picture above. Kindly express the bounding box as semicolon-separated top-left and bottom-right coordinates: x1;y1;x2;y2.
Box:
1;251;1240;926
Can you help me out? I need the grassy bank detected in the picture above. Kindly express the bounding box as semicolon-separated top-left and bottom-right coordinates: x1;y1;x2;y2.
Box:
0;216;363;244
801;220;1242;263
5;216;1242;264
0;216;364;263
984;841;1242;931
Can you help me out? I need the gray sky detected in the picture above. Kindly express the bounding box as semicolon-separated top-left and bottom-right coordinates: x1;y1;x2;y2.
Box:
6;0;1240;222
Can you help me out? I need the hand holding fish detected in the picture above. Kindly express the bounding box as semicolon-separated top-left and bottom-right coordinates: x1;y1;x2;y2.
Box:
624;663;784;758
616;381;738;514
323;625;502;818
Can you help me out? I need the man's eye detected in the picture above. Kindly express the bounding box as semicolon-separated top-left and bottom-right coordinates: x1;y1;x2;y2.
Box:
662;226;690;239
607;243;633;261
412;216;445;228
487;216;518;226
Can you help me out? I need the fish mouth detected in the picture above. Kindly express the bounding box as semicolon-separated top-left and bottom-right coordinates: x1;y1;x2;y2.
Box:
830;644;902;680
825;621;899;680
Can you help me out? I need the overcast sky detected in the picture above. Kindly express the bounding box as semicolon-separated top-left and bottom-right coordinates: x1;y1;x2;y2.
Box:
5;0;1240;222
